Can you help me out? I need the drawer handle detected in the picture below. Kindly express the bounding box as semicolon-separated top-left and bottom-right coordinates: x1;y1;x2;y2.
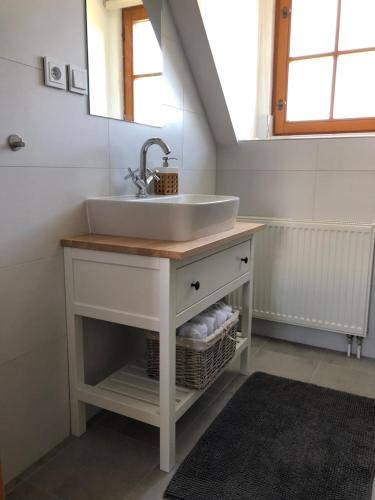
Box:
191;281;200;291
241;256;249;264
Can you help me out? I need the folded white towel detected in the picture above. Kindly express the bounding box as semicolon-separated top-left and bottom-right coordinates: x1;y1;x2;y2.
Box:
177;302;234;340
223;306;233;321
195;321;209;337
192;314;216;335
211;302;233;321
177;322;208;339
177;323;191;337
204;310;219;330
215;309;227;327
214;301;232;313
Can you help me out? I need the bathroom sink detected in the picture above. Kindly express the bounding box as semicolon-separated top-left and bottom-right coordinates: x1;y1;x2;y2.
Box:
86;194;239;241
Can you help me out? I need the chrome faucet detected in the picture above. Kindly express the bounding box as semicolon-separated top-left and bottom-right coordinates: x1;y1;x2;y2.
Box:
126;138;171;197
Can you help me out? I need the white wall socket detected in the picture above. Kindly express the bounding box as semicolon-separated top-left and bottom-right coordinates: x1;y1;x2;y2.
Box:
43;57;67;90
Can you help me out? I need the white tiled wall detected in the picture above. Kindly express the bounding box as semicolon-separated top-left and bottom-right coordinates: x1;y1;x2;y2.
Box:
217;138;375;222
217;137;375;357
0;0;216;482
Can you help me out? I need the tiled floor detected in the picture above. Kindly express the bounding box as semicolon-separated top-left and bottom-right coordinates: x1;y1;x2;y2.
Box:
6;335;375;500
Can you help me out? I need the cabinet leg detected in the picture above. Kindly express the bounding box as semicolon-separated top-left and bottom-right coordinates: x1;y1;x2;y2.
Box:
240;280;252;375
240;239;254;376
0;459;5;500
67;315;86;436
240;345;252;376
159;328;176;472
159;259;176;472
71;400;86;437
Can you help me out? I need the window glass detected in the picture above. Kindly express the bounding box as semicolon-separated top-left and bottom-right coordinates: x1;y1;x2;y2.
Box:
290;0;337;57
134;75;163;126
133;20;162;75
287;57;333;121
339;0;375;50
334;52;375;118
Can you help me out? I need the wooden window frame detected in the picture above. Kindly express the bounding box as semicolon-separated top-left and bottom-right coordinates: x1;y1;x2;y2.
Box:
273;0;375;135
122;5;162;122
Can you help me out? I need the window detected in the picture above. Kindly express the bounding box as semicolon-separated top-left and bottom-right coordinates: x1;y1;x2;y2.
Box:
122;5;162;125
273;0;375;135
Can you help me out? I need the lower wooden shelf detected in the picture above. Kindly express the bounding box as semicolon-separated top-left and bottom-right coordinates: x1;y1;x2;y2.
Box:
76;336;248;428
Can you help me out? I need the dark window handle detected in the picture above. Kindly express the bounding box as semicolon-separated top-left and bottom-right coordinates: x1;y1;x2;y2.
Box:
241;257;249;264
191;281;200;290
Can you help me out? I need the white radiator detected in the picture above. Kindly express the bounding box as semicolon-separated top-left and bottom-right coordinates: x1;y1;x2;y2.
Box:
229;218;375;337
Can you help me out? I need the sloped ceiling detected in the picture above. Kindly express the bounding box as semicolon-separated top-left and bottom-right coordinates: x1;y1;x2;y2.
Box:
144;0;162;45
168;0;237;145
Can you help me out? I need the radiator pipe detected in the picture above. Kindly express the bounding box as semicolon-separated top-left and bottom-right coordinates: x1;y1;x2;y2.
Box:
346;335;353;358
356;337;363;360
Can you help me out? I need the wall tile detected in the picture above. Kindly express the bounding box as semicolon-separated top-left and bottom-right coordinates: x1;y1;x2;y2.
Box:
317;137;375;171
253;319;348;353
0;0;218;484
218;139;318;171
0;167;109;268
0;337;70;482
217;145;240;171
183;111;216;170
163;38;184;109
109;117;160;170
0;0;86;69
161;106;184;162
0;59;109;169
314;171;375;223
109;169;138;197
108;106;183;172
84;320;146;385
217;170;316;219
180;169;216;194
182;65;206;116
0;255;66;365
110;168;216;196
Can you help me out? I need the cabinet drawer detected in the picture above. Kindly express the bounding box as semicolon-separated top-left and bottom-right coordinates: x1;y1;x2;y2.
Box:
176;240;250;312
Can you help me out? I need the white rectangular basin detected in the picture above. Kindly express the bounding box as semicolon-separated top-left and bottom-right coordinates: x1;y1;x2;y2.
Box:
86;194;239;241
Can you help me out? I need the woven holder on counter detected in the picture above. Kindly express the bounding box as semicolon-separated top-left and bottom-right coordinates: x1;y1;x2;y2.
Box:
154;172;179;195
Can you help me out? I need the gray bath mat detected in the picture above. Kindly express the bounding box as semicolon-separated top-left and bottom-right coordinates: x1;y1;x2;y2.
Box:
165;372;375;500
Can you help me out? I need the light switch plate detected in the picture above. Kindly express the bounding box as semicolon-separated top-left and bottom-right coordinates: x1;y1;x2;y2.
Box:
43;57;67;90
68;65;88;95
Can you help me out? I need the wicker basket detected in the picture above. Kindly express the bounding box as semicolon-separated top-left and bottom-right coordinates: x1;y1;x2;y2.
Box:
146;310;239;390
154;172;179;195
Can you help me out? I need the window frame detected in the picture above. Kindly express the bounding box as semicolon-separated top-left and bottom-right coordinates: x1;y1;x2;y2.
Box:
122;5;162;122
273;0;375;135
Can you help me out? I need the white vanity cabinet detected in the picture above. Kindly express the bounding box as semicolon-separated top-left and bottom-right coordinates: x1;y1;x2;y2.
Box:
62;223;263;472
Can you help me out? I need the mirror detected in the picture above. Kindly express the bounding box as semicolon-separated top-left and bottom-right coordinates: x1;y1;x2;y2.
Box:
85;0;163;126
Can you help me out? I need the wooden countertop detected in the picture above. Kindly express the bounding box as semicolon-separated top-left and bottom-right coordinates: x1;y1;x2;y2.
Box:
61;222;264;261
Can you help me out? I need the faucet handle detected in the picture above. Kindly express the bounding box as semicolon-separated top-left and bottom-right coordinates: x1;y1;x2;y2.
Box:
162;156;178;168
124;167;139;181
146;168;160;183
